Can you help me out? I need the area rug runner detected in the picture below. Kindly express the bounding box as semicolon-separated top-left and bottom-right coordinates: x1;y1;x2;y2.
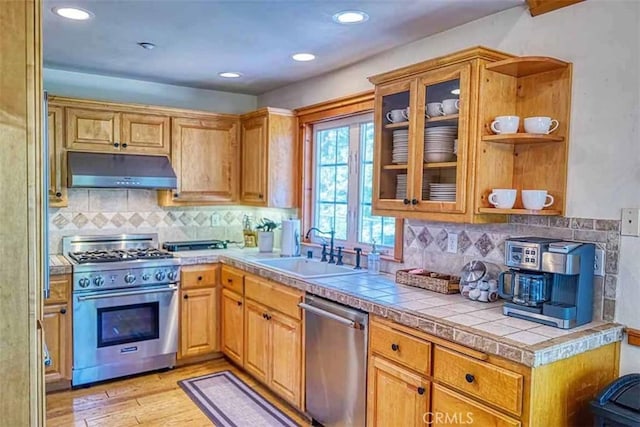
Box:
178;370;300;427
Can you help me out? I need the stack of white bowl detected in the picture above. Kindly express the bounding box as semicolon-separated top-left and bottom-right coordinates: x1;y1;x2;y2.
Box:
424;126;457;162
392;130;409;163
429;183;456;202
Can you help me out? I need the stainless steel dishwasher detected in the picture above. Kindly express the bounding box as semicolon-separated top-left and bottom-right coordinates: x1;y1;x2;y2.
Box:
300;294;368;427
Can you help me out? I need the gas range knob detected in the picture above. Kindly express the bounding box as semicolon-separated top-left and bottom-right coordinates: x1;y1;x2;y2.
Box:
93;276;105;287
155;270;166;281
167;270;178;281
142;273;151;281
124;273;136;284
78;277;90;288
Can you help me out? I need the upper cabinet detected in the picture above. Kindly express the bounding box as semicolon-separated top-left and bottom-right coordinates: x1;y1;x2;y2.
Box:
65;105;170;155
47;105;67;207
240;108;297;208
369;47;572;223
158;116;239;205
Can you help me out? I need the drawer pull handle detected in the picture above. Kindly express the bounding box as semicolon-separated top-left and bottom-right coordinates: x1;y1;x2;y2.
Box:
465;373;475;383
391;343;399;352
227;278;233;283
417;387;425;395
59;308;67;314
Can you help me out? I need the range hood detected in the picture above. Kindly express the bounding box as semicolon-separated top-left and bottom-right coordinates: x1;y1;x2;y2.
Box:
68;152;177;189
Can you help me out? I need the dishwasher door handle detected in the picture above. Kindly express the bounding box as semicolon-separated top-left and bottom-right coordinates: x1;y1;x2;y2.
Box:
299;302;358;328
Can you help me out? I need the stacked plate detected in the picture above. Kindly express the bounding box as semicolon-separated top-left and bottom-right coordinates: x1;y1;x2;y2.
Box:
429;183;456;202
424;126;457;163
392;130;409;163
396;174;407;199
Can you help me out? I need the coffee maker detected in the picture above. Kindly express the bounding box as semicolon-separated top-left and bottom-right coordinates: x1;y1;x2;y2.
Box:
498;237;595;329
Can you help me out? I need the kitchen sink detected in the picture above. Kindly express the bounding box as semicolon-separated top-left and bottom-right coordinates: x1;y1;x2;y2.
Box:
254;257;365;279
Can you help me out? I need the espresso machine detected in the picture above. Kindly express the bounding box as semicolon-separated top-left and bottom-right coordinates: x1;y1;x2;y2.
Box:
498;237;595;329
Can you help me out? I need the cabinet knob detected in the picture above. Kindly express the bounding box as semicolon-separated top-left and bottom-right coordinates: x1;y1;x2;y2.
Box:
122;143;128;148
237;301;242;306
403;198;410;205
227;278;233;283
258;194;263;199
391;343;399;352
183;294;189;300
55;192;62;198
173;193;179;198
59;308;67;314
197;276;203;281
411;198;418;205
417;387;426;395
113;142;120;148
465;373;475;383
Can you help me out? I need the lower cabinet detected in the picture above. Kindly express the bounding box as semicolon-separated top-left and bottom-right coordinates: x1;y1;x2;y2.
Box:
268;310;302;404
221;287;244;366
44;274;72;390
244;299;270;383
180;287;219;358
367;355;430;427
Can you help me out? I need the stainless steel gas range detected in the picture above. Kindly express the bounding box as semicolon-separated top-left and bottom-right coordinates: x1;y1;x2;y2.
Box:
63;234;180;386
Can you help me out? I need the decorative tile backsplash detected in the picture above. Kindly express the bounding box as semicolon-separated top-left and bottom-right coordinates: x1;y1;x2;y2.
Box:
49;189;296;253
390;215;621;322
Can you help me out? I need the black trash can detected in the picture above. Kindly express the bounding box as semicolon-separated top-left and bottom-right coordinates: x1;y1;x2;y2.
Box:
591;374;640;426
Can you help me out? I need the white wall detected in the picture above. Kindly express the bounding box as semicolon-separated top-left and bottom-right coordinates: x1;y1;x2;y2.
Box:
259;1;640;374
44;68;257;114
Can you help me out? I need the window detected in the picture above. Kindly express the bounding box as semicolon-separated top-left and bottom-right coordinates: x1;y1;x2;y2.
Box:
311;113;396;251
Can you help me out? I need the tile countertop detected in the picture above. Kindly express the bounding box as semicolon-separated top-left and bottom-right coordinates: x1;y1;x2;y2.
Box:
49;254;72;275
54;248;625;368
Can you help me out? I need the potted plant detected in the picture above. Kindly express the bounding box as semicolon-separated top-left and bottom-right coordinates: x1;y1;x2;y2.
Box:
256;218;279;253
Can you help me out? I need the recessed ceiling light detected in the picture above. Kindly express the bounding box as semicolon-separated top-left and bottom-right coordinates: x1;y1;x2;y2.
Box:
451;88;461;95
292;53;316;62
219;72;242;78
137;42;156;50
52;7;93;20
333;10;369;24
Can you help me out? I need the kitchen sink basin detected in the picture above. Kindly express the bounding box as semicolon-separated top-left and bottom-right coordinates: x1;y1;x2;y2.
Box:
254;257;365;279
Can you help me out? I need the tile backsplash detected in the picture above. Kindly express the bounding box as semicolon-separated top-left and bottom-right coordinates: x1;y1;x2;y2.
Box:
49;189;296;253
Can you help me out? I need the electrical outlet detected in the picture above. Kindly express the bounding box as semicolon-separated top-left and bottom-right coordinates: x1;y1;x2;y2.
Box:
594;248;605;277
447;232;458;253
210;212;221;227
621;208;640;236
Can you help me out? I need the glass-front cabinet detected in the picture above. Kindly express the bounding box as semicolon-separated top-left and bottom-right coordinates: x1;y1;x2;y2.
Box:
372;62;470;216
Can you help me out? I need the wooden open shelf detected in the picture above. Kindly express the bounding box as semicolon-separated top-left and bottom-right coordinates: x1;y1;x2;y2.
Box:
426;114;459;123
385;121;409;129
383;164;408;170
485;56;570;77
482;134;564;144
424;162;457;169
478;208;562;216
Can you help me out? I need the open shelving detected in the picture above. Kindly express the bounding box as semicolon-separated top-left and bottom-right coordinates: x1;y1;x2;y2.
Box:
477;208;562;216
482;134;564;144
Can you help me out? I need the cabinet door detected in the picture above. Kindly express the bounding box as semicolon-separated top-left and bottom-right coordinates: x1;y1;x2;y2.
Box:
244;299;270;383
431;383;520;426
373;79;416;213
47;105;67;207
269;311;302;407
180;287;218;359
367;355;430;427
43;304;70;383
120;113;170;155
240;115;268;205
221;288;244;366
170;117;239;203
414;63;471;214
66;107;121;152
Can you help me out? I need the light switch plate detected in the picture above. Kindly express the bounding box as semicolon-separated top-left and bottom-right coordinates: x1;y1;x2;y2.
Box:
594;248;605;277
621;208;640;236
211;212;221;227
447;233;458;253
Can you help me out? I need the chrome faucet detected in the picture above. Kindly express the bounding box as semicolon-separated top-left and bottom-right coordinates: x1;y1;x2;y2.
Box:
305;227;335;262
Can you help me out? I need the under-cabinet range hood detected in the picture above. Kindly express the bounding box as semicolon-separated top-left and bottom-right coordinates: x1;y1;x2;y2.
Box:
67;152;177;189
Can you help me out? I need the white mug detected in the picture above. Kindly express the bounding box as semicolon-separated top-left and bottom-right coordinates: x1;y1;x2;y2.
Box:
490;116;520;134
386;109;407;123
426;102;444;118
442;99;460;115
478;290;489;302
524;116;559;134
488;189;517;209
522;190;554;210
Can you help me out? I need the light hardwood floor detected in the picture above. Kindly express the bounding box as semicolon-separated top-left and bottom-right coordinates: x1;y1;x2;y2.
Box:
46;358;311;426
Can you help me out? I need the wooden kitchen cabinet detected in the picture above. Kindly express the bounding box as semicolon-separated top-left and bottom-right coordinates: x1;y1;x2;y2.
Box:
368;47;572;222
244;299;271;383
180;287;218;359
44;275;71;390
367;355;430;427
240;108;297;207
269;310;303;403
47;105;67;207
158;116;239;205
221;288;244;367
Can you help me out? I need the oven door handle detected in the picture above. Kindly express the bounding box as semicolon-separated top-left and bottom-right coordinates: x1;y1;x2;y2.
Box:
76;285;178;301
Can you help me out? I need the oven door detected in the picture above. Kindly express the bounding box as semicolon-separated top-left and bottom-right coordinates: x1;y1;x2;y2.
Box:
73;284;178;374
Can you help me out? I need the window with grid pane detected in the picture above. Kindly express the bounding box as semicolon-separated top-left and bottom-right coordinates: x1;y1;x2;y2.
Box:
312;113;395;251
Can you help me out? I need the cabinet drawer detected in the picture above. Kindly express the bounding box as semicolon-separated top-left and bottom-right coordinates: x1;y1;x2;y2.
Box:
431;383;520;426
433;346;523;416
370;321;431;375
221;266;244;294
47;275;70;305
181;265;219;289
245;275;302;320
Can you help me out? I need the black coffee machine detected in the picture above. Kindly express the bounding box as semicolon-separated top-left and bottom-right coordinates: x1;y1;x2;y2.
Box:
498;237;595;329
